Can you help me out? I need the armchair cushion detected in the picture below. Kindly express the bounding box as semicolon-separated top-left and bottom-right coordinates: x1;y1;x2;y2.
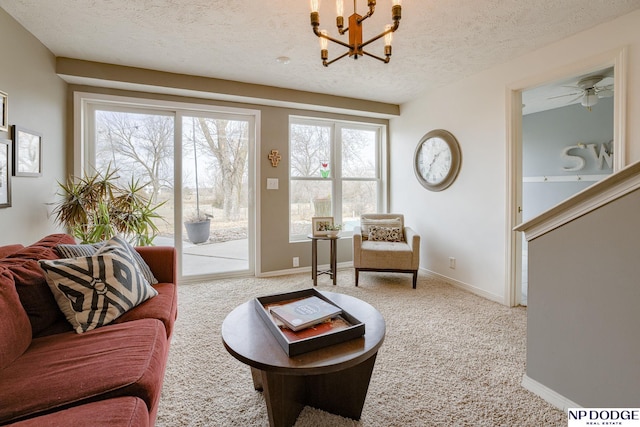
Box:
368;225;403;242
360;216;403;240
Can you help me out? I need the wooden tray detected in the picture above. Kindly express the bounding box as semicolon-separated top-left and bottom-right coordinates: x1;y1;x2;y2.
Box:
254;288;366;357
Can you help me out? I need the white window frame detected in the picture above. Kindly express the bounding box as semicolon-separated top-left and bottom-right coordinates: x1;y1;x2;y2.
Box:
73;91;260;279
289;115;387;242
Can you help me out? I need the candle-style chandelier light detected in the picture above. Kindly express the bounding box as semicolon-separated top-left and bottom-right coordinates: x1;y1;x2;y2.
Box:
310;0;402;67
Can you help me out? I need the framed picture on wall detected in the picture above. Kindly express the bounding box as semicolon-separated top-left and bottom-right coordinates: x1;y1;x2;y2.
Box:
0;139;11;208
12;125;42;177
0;91;7;132
312;216;334;237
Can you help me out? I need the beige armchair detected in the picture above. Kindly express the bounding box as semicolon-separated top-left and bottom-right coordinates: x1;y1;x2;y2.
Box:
352;213;421;288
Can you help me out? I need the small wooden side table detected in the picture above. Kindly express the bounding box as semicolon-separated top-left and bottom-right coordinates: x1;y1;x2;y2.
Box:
307;234;339;286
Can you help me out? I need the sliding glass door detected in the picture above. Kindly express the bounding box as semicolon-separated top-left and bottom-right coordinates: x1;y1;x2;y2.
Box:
84;95;255;280
180;114;252;278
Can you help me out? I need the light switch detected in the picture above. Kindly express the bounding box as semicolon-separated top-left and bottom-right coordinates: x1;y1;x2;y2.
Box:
266;178;279;190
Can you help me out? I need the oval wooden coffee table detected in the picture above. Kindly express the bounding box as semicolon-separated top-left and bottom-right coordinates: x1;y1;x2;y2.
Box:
222;291;385;427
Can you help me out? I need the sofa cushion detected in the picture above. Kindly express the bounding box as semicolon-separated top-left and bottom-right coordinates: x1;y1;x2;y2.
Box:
0;267;32;370
5;396;149;427
135;246;176;285
0;234;75;336
113;282;177;338
368;225;403;242
0;244;24;259
56;241;158;285
4;234;75;262
0;319;167;424
40;236;158;333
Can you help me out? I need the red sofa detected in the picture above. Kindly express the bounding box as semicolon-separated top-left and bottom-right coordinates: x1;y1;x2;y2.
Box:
0;234;178;426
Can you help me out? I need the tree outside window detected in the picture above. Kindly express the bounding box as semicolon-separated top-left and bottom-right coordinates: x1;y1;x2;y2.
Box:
289;118;382;241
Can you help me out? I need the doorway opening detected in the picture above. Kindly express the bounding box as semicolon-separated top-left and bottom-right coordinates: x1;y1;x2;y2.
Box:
507;49;626;307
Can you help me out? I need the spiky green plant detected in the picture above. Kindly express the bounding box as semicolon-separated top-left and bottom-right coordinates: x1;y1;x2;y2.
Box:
52;166;164;245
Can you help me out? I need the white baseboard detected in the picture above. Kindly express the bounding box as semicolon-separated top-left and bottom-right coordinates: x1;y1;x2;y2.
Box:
257;267;307;278
421;268;503;304
257;262;352;278
258;265;504;303
522;374;581;411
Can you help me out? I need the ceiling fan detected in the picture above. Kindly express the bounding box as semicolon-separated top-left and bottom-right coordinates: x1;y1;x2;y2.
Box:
548;74;614;111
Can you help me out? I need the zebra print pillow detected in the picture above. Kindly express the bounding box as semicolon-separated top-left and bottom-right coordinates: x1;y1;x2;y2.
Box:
55;241;158;285
39;236;158;333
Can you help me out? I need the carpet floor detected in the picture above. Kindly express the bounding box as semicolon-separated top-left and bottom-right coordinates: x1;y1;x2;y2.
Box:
156;270;566;426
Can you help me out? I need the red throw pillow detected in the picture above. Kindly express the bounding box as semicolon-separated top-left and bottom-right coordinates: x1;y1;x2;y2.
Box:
0;267;32;370
0;234;75;337
0;244;24;259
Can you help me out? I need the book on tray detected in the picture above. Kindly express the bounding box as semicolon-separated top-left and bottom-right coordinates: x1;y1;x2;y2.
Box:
269;295;342;331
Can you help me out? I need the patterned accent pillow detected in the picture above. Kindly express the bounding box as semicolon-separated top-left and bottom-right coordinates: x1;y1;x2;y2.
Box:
368;226;403;242
56;241;158;285
360;217;402;240
40;236;158;333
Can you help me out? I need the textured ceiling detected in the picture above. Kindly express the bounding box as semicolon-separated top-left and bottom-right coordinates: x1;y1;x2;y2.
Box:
1;0;639;105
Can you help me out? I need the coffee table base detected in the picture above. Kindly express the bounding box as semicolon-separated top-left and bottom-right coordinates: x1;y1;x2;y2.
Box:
251;354;378;427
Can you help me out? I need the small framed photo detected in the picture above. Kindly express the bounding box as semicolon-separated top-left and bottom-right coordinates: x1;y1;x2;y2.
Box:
0;139;11;208
312;216;334;237
0;91;7;132
12;125;42;177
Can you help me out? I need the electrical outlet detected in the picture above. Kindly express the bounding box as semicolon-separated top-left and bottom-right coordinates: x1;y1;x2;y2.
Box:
449;257;456;269
293;257;299;267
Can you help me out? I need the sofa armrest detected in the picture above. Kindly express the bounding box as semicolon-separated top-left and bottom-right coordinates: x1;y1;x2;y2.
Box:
135;246;177;285
352;226;363;267
404;227;421;269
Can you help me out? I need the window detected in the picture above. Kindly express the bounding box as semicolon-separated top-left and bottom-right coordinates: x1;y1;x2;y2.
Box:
289;117;385;241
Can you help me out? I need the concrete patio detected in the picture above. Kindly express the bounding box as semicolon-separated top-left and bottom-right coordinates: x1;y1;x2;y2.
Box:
154;236;249;277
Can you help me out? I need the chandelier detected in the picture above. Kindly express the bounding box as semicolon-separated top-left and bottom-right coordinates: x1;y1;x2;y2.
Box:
310;0;402;67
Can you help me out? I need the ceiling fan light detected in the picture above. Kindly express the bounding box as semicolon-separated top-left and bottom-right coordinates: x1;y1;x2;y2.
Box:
581;90;599;108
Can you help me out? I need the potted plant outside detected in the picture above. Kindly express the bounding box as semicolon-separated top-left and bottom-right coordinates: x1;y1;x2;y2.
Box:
184;211;212;244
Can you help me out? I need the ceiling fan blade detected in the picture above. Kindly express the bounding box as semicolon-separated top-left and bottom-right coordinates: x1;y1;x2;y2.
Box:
548;91;582;100
597;89;614;98
567;94;584;104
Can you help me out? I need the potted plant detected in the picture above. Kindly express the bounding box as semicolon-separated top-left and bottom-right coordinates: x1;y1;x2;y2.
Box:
325;224;342;237
52;166;164;246
184;210;212;244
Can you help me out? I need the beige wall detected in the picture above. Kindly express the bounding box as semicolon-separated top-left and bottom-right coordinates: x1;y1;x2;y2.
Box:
0;8;67;245
390;10;640;303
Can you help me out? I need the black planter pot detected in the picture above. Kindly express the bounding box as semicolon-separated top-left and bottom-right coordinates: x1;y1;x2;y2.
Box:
184;219;211;244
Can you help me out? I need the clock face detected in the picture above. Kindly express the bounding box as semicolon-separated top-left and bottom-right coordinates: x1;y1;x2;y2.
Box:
413;129;461;191
417;137;452;185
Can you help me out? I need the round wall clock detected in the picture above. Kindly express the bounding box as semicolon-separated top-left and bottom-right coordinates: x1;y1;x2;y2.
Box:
413;129;462;191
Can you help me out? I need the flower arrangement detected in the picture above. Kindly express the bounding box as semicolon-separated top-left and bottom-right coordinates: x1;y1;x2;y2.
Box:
324;223;342;236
